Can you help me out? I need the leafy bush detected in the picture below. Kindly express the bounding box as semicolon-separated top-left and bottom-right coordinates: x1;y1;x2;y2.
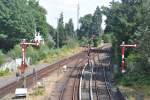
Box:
119;71;150;86
66;39;78;48
0;68;10;76
102;33;116;43
0;50;6;65
26;46;39;64
7;41;80;65
79;37;89;46
126;53;141;72
26;45;50;64
118;53;150;86
37;44;50;60
46;34;55;48
8;45;21;59
93;38;99;47
33;87;45;96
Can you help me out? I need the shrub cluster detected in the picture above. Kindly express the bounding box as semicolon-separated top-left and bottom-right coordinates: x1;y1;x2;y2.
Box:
8;40;79;64
0;50;6;65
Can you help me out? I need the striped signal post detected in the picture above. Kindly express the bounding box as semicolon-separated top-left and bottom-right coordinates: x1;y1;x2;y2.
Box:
19;32;40;74
20;39;28;74
120;41;137;73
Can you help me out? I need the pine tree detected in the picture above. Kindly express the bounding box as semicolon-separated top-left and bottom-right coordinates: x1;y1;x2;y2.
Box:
57;13;65;47
65;18;75;39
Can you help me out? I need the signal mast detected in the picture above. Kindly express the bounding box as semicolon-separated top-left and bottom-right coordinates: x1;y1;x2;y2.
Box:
15;32;42;97
19;32;41;74
120;41;137;73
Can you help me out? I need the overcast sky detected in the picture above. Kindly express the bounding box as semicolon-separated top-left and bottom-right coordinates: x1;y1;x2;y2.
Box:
39;0;112;29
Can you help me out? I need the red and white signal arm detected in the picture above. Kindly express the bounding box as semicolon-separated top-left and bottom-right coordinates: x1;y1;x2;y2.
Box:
120;41;137;73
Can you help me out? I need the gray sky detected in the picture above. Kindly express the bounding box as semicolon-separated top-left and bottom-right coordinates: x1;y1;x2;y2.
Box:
39;0;112;29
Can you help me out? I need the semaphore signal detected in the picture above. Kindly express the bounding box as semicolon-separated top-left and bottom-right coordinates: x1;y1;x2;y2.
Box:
19;32;41;74
120;41;137;73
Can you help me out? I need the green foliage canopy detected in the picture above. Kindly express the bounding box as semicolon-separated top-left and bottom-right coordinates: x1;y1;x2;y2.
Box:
0;0;50;51
77;6;102;42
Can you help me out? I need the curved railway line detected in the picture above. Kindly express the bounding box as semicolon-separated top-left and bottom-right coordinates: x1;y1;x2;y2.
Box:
0;44;126;100
79;44;125;100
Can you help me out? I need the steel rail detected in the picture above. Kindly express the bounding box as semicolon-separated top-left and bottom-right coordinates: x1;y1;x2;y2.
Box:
59;57;88;100
0;51;85;98
96;47;113;100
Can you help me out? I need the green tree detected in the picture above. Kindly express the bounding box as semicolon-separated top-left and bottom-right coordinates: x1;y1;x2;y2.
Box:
78;14;93;38
65;18;75;39
46;23;55;48
91;6;102;36
103;0;142;44
28;0;49;40
136;0;150;73
0;0;50;51
0;0;36;51
57;13;65;47
0;50;6;65
103;0;150;86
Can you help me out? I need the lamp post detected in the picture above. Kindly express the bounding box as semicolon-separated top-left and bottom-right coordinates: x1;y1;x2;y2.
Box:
120;41;137;73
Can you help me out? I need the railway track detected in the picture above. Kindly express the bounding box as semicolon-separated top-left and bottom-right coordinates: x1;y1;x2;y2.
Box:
79;44;114;100
59;51;98;100
0;51;86;98
78;51;97;100
0;44;126;100
93;47;113;100
59;56;88;100
93;45;125;100
58;44;125;100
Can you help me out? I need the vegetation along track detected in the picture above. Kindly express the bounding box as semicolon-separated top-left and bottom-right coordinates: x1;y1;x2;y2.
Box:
0;51;86;98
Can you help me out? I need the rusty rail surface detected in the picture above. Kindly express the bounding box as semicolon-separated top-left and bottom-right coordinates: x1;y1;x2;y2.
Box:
59;56;88;100
59;52;97;100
